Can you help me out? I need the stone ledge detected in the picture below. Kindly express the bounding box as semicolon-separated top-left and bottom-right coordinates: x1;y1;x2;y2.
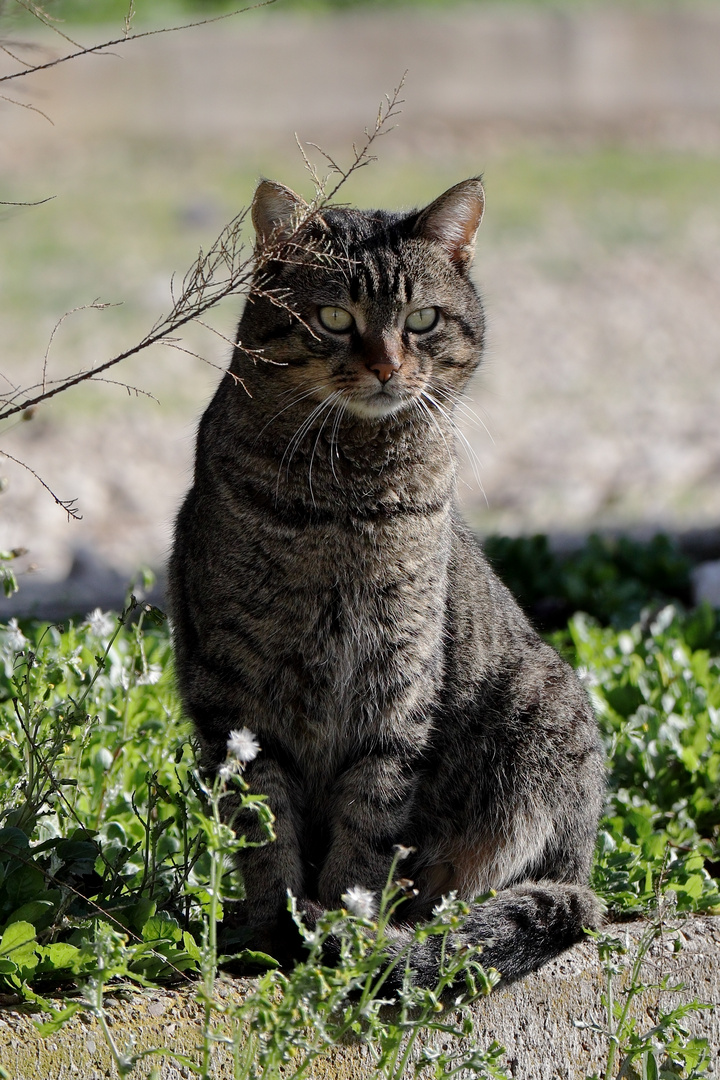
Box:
0;917;718;1080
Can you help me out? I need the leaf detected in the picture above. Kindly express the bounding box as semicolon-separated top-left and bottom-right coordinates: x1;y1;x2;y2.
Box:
5;900;56;932
141;914;182;944
0;920;37;959
36;943;81;974
676;874;705;900
182;930;201;961
0;921;39;981
3;865;46;910
55;837;100;876
1;567;18;598
126;896;157;933
34;1003;84;1037
0;827;31;858
219;948;280;971
604;683;644;719
641;1049;659;1080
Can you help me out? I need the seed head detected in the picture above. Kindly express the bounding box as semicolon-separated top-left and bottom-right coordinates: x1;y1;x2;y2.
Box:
86;608;115;639
341;886;375;920
3;618;27;653
226;727;260;764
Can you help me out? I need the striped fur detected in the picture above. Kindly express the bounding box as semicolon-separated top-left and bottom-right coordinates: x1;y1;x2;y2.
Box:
168;179;604;986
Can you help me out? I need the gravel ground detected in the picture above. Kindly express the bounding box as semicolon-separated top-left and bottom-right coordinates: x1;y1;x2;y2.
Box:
1;4;720;609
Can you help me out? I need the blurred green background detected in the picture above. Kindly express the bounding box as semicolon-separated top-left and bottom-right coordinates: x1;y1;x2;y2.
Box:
14;0;698;21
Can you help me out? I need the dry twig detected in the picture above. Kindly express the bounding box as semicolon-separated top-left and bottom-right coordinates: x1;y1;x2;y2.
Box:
0;64;406;516
0;447;81;520
0;0;276;86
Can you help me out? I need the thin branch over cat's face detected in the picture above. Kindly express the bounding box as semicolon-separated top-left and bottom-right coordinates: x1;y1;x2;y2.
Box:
240;178;486;423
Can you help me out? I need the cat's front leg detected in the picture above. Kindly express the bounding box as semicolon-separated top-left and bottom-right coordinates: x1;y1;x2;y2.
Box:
317;754;415;909
231;754;305;933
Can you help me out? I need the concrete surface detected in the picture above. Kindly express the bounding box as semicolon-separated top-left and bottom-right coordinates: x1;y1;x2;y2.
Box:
0;916;717;1079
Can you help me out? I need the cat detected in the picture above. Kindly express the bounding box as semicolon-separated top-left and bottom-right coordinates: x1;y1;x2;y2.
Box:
168;177;605;988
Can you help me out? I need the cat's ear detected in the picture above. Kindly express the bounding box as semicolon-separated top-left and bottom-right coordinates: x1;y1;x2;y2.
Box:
414;178;485;270
252;180;310;247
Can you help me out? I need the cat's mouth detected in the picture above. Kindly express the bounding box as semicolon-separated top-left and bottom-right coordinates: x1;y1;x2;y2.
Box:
344;385;414;421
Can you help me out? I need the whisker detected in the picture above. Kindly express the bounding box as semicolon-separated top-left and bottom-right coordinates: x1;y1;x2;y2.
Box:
277;392;339;499
421;390;488;506
329;396;349;484
308;391;344;505
252;382;329;446
423;391;479;468
281;398;332;472
432;383;495;446
414;395;455;477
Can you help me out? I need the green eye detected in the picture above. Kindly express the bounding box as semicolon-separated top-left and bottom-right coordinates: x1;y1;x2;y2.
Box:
405;307;438;333
318;306;354;332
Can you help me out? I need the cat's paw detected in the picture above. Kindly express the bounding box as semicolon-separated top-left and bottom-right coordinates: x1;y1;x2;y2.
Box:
246;899;331;968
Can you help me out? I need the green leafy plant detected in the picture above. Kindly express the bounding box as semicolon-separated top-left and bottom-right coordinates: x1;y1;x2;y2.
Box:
568;605;720;916
580;916;711;1080
223;862;507;1080
0;599;214;991
484;533;692;630
0;531;717;1078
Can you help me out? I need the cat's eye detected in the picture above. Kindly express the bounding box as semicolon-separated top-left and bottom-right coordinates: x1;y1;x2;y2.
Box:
318;306;354;333
405;307;439;333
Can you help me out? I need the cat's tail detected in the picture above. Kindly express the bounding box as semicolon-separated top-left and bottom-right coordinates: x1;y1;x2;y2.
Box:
383;882;602;991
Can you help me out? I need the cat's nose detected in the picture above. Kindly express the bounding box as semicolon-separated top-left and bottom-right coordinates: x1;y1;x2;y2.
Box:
368;360;400;383
364;338;402;383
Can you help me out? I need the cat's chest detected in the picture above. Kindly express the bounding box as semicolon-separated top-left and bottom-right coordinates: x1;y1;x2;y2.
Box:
264;512;448;663
235;507;450;754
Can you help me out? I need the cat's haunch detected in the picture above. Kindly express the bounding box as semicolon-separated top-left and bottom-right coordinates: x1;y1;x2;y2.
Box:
168;177;604;988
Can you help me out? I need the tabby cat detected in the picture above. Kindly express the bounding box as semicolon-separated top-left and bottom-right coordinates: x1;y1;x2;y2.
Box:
168;177;605;987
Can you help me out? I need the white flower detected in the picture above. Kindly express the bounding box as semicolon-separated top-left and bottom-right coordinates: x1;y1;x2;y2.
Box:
432;891;460;917
3;618;27;653
136;664;162;686
341;886;375;920
85;608;115;639
218;761;238;783
226;728;260;764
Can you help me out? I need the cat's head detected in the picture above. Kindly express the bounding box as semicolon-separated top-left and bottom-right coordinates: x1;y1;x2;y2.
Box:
236;178;485;422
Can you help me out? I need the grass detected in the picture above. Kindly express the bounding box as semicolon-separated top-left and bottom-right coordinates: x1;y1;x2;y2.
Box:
0;534;718;1079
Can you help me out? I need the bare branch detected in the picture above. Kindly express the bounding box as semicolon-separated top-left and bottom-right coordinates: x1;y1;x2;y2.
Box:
323;72;406;202
160;340;250;396
1;40;41;68
42;300;119;393
12;0;84;50
0;78;405;523
0;1;276;87
0;210;254;423
88;376;159;403
0;90;53;122
190;317;250;353
123;0;136;39
294;132;327;196
0;76;406;425
0;447;81;520
0;194;55;206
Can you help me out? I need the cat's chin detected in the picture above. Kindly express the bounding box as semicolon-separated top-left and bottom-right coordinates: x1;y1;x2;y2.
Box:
343;392;412;421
